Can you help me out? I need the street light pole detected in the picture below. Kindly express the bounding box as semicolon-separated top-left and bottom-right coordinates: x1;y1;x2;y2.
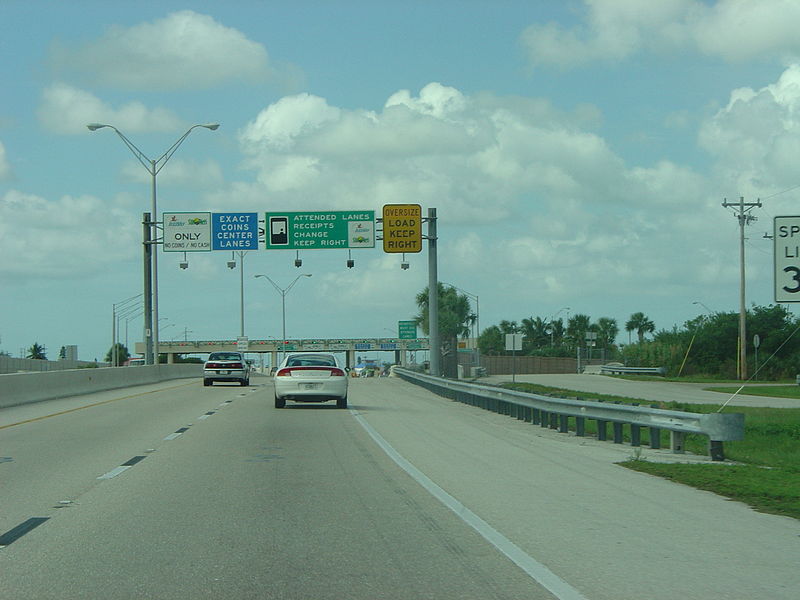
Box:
112;293;142;366
254;274;312;363
88;122;219;365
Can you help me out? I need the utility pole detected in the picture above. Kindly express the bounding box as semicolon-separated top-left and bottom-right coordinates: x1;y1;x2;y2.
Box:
722;196;761;380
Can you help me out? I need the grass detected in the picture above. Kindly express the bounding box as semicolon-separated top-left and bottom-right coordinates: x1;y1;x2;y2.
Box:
503;381;800;519
705;385;800;399
622;462;800;519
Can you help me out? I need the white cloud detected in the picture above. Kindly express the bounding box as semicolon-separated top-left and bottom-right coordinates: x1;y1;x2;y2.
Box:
38;83;183;134
693;0;800;62
0;190;139;281
225;81;734;316
0;141;11;180
49;10;275;90
698;64;800;193
520;0;800;68
236;85;635;222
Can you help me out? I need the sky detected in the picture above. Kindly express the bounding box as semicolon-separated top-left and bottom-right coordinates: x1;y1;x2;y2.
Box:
3;0;800;362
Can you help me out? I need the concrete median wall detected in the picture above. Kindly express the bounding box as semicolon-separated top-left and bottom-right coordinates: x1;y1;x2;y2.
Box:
0;364;203;409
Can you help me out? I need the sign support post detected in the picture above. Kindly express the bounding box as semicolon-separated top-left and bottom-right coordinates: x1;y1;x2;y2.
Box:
427;208;440;377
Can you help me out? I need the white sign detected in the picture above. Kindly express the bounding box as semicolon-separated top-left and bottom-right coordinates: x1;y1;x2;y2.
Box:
774;216;800;302
237;336;249;351
163;212;212;252
505;333;523;351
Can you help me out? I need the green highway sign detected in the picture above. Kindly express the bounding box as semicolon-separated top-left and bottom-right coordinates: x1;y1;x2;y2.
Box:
398;320;417;339
265;210;375;250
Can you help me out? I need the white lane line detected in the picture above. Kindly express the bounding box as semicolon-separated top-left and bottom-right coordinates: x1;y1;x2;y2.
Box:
96;465;131;480
351;410;589;600
163;432;182;441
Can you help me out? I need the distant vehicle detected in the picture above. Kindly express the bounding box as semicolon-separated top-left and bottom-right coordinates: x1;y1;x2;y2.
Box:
273;352;348;409
203;351;250;386
124;357;145;366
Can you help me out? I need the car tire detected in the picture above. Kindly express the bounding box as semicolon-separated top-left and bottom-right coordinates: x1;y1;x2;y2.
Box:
203;379;212;386
241;379;249;386
336;395;348;409
274;395;286;409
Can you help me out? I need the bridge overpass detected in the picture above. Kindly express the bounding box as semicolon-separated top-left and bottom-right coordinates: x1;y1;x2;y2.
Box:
135;337;430;367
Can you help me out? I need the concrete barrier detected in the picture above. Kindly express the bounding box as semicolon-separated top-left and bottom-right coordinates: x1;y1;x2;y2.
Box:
0;364;204;409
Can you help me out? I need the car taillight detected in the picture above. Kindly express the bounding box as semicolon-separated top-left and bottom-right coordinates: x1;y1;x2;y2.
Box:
230;363;243;369
276;366;345;376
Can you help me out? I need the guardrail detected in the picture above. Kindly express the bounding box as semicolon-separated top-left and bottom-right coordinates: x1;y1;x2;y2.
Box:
599;365;666;376
395;368;744;461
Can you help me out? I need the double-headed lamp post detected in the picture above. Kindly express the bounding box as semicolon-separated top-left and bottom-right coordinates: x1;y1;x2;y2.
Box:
254;274;312;362
88;122;219;365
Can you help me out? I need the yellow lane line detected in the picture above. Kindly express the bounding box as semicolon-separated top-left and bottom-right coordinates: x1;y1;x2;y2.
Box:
0;380;198;430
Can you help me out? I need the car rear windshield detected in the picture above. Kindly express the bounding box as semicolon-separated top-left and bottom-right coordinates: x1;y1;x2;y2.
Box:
208;353;242;361
286;355;336;367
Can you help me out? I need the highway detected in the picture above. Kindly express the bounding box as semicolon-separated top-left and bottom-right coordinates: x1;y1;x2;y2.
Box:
1;376;797;599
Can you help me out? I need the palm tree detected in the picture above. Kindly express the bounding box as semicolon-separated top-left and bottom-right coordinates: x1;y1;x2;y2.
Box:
595;317;619;349
566;314;592;350
498;320;520;334
415;284;474;377
626;312;655;344
27;342;47;360
521;316;550;350
549;318;565;348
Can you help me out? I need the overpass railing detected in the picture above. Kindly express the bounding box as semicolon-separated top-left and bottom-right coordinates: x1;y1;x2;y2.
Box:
394;368;744;461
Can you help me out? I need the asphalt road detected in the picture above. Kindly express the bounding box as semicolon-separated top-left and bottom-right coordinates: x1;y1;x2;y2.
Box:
1;376;797;599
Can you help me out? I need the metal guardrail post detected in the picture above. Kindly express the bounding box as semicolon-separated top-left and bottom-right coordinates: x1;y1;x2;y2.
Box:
671;431;686;453
394;368;745;461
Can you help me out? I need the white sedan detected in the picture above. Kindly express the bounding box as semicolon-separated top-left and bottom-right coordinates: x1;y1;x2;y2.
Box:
273;352;349;409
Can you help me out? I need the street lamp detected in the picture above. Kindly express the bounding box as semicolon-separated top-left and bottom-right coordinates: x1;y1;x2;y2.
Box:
88;122;219;365
254;274;312;362
111;293;142;366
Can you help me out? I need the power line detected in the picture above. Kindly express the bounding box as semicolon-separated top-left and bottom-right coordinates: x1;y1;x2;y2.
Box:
761;183;800;201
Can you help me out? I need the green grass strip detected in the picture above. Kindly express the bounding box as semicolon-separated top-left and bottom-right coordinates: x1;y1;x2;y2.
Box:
622;462;800;520
501;381;800;519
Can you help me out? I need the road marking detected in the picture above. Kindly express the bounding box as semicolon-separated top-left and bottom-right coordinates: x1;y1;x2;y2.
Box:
97;465;131;480
164;426;190;441
97;456;146;480
0;517;49;548
351;410;589;600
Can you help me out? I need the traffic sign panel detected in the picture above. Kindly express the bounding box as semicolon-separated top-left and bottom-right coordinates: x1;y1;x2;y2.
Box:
265;211;375;250
163;213;211;252
398;320;417;339
212;213;258;250
775;216;800;302
382;204;422;253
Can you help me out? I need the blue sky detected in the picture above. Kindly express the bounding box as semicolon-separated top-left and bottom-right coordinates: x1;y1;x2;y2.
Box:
3;0;800;362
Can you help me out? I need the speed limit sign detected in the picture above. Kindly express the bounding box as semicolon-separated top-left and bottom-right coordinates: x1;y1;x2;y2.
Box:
774;216;800;302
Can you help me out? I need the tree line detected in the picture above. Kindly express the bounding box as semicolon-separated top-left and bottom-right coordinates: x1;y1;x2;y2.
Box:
414;284;799;379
